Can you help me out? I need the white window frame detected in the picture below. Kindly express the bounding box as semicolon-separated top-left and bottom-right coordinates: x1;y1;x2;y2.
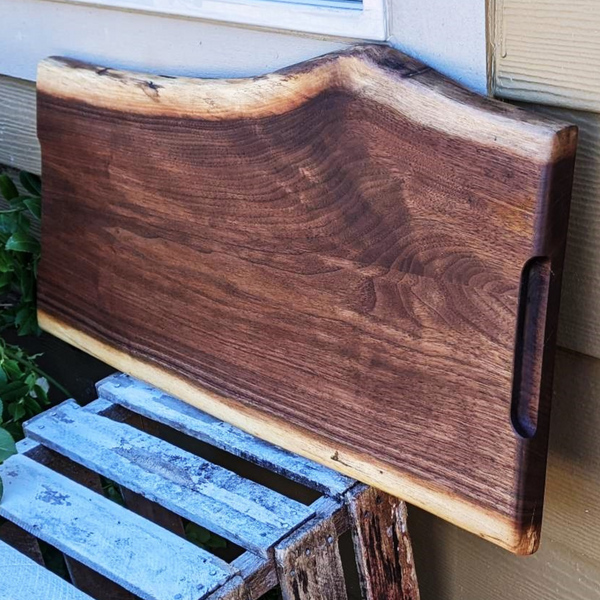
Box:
49;0;389;40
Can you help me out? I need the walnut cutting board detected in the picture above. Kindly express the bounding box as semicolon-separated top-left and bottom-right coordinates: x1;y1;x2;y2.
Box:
36;46;577;554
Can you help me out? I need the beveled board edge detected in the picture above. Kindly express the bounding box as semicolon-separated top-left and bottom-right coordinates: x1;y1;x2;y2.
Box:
36;45;576;164
38;310;539;555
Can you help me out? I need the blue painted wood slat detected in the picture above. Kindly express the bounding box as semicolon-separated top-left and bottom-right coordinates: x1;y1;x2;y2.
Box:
0;538;93;600
24;400;313;556
0;454;233;600
97;373;354;497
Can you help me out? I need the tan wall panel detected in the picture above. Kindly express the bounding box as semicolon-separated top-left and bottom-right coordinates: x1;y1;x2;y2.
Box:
410;348;600;599
494;0;600;111
518;105;600;359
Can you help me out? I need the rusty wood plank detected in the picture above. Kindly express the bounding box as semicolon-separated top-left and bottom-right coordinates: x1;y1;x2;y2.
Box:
275;499;348;600
0;521;44;565
231;552;277;599
205;576;249;600
346;485;420;600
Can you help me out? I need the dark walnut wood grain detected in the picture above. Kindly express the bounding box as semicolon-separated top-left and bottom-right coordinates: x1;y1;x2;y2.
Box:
36;45;577;555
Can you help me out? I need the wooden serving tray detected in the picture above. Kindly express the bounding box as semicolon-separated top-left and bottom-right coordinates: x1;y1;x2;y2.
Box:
36;45;577;554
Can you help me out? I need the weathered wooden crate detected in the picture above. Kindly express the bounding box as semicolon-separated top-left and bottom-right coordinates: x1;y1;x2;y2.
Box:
0;373;419;600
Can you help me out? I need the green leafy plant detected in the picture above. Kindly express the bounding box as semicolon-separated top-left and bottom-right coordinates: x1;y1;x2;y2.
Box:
0;170;69;499
0;412;16;498
101;477;126;506
184;522;228;551
0;337;72;498
0;171;42;337
0;338;69;434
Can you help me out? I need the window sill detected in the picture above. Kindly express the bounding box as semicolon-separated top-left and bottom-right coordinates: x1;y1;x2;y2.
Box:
46;0;389;40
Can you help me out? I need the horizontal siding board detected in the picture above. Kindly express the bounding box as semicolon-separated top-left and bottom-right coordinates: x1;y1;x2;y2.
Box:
0;76;39;173
24;399;313;556
0;539;93;600
540;348;600;564
411;506;600;600
409;348;600;599
513;104;600;359
0;454;233;600
97;373;354;497
494;0;600;111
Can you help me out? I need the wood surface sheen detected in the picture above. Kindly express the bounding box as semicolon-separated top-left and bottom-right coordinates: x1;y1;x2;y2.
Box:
36;45;577;554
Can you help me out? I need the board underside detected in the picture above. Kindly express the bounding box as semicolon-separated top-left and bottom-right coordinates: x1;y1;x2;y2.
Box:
36;46;577;554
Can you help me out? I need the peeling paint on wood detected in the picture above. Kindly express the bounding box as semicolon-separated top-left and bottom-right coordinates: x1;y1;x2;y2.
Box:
1;374;422;599
25;399;313;556
0;454;234;600
97;373;354;497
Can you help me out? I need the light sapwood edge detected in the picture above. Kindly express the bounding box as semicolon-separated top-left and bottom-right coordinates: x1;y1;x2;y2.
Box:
38;309;539;555
36;48;575;163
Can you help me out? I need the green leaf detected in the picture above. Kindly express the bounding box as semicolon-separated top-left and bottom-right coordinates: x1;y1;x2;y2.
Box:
0;427;16;462
184;523;227;550
0;398;4;419
101;478;126;506
33;384;49;405
0;214;19;235
24;197;41;220
0;380;29;404
25;372;37;389
0;174;19;201
15;307;33;329
18;268;35;304
24;396;41;415
7;195;31;209
0;251;14;273
8;401;26;422
0;368;6;387
2;423;21;442
2;360;21;380
19;172;42;196
185;522;211;544
16;311;39;337
206;535;227;549
14;305;38;337
0;272;13;291
14;212;31;234
5;231;40;254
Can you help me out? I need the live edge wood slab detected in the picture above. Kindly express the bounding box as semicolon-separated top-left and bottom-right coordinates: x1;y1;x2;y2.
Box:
36;45;577;555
